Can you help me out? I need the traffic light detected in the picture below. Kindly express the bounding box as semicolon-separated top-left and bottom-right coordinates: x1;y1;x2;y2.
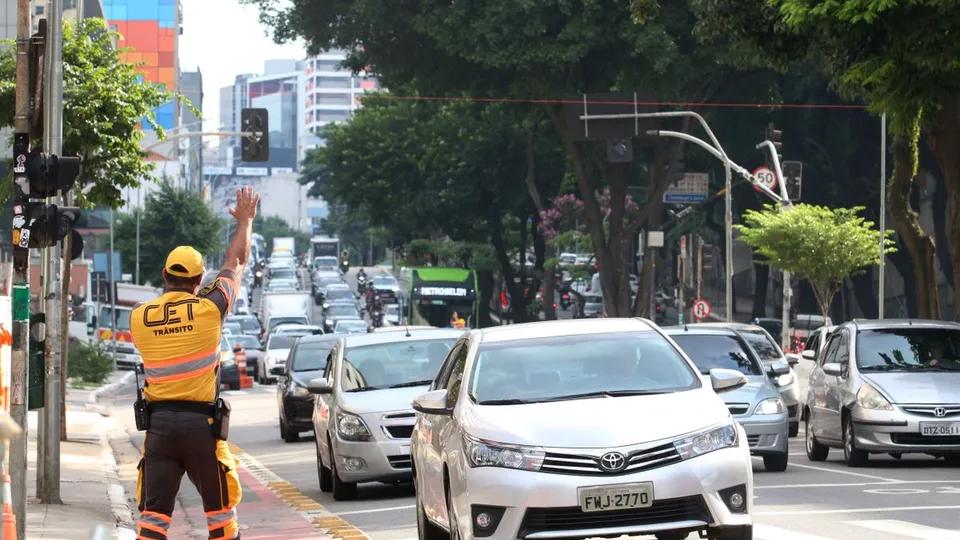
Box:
241;108;270;162
764;122;782;169
25;151;81;197
13;151;85;258
782;161;803;202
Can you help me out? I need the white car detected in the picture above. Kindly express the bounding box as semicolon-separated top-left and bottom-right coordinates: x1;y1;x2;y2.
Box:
411;318;754;540
260;334;299;384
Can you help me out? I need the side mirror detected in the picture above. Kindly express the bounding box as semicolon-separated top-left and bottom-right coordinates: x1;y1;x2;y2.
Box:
708;368;748;394
412;390;452;415
822;362;844;377
306;378;334;395
91;315;98;328
768;361;791;376
269;365;286;377
785;353;801;366
801;349;817;362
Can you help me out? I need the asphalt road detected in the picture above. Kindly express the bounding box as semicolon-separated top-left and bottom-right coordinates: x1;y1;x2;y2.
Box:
105;269;960;539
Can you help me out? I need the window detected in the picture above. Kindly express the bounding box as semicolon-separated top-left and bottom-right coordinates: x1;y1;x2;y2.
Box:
340;338;458;391
445;345;469;409
317;110;351;122
316;77;351;89
266;335;298;350
317;94;352;106
670;334;764;376
316;60;342;71
821;334;841;367
291;341;337;372
35;5;44;14
836;331;850;364
856;327;960;372
433;343;462;390
740;330;782;363
99;306;131;331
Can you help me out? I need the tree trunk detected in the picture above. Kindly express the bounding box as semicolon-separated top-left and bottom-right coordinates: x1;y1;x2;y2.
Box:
890;129;940;319
490;204;529;323
928;99;960;317
751;263;769;319
888;237;918;317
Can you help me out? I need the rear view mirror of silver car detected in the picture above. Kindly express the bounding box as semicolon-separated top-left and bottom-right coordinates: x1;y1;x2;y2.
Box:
801;349;817;362
306;378;334;395
412;390;452;415
822;362;844;377
709;369;748;393
785;353;801;366
768;362;791;376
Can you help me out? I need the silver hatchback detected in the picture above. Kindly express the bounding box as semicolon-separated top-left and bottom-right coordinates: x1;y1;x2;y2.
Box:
664;326;791;471
306;328;465;500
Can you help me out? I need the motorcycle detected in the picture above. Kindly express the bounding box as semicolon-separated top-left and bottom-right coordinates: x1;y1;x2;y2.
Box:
253;270;263;288
372;310;385;328
340;260;350;274
357;274;366;294
559;291;571;310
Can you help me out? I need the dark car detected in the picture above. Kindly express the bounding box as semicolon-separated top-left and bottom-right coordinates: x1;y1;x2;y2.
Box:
272;334;342;443
227;314;262;339
321;303;361;333
227;334;263;381
219;336;241;390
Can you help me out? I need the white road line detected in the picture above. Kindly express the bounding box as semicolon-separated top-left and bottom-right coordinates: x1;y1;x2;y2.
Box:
751;457;901;482
336;505;416;516
756;479;960;490
756;504;960;516
845;520;960;539
753;524;833;540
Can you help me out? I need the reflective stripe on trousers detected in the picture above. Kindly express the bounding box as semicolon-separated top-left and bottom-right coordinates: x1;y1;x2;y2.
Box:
137;510;172;539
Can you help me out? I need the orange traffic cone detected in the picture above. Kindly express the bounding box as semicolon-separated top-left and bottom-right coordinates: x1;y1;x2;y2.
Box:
234;347;253;389
3;472;17;539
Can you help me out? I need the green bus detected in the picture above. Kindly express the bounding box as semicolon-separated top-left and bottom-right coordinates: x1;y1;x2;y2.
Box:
407;267;479;328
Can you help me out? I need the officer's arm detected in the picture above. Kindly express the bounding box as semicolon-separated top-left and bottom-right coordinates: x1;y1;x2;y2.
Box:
221;186;259;277
199;270;239;320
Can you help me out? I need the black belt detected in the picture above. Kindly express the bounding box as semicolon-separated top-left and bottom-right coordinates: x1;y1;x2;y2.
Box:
148;400;215;416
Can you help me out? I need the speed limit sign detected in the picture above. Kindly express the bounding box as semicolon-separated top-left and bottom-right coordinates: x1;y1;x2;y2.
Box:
692;298;712;321
752;166;778;194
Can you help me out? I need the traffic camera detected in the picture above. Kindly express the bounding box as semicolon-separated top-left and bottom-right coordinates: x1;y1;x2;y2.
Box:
764;123;782;169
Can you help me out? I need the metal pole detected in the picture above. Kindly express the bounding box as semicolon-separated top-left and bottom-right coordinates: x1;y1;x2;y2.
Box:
11;0;33;532
39;0;64;503
756;140;795;352
878;112;887;318
135;188;141;284
109;209;117;369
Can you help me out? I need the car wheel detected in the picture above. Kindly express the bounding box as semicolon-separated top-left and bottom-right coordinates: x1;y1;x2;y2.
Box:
229;380;240;391
843;416;869;467
252;369;260;383
708;525;753;539
763;452;789;472
279;417;288;441
282;417;299;443
445;484;461;540
317;438;332;492
417;491;446;540
788;421;799;438
805;415;829;461
331;446;358;501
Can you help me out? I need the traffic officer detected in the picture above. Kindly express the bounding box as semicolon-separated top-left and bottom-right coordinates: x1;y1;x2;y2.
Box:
131;186;260;540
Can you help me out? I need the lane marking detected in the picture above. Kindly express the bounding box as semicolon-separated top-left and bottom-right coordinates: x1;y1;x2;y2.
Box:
844;519;960;539
753;524;833;540
336;505;416;516
756;505;960;516
756;479;960;490
752;457;901;482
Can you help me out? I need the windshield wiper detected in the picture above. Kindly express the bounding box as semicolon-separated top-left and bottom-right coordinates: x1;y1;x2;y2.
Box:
345;386;382;392
537;390;668;402
387;380;432;388
477;398;535;405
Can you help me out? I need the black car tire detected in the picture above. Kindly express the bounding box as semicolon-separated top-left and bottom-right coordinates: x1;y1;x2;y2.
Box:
317;439;332;492
280;415;299;443
788;421;800;438
331;450;358;501
229;380;240;391
805;415;829;461
843;416;869;467
763;452;788;472
446;484;461;540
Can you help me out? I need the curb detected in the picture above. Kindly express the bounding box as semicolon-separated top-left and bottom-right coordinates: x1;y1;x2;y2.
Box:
229;443;369;540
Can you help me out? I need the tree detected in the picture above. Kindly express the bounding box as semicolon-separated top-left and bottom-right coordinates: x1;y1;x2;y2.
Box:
693;0;960;319
254;215;311;256
0;19;190;208
245;0;757;317
114;184;222;285
734;204;895;321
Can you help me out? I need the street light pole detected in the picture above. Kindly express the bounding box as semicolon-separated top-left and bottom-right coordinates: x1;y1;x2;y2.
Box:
757;141;794;352
135;187;141;284
878;112;887;318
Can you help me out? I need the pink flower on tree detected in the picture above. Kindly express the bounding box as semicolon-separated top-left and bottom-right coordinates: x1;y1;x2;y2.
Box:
540;189;642;241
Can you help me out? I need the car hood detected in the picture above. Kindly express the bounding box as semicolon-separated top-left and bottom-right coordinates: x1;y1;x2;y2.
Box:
712;375;780;404
462;388;730;448
340;385;429;415
265;348;290;360
864;372;960;404
290;369;324;387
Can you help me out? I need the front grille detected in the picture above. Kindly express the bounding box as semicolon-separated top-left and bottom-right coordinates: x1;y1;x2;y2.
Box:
727;403;749;416
541;443;682;476
892;434;960;446
901;405;960;418
519;495;709;538
385;425;414;439
747;435;761;447
383;412;416;419
388;454;412;469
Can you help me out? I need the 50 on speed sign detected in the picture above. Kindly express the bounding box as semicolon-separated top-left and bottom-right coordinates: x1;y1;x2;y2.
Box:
692;298;711;320
752;166;778;194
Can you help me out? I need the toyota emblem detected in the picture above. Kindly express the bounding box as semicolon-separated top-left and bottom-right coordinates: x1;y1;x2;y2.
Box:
935;407;947;418
599;452;627;472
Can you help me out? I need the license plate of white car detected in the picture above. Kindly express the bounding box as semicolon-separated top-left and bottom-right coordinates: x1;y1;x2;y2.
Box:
578;483;654;513
919;422;960;436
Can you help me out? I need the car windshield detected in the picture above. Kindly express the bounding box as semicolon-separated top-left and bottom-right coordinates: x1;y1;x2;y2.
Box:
584;295;603;305
669;334;763;376
293;341;336;372
794;317;826;331
469;331;699;404
326;289;353;301
336;321;368;332
267;282;296;291
267;336;297;350
269;317;306;332
341;338;457;391
857;328;960;371
327;305;358;317
229;335;260;349
223;323;242;334
374;276;397;286
741;330;782;362
233;318;260;332
99;306;131;331
386;304;399;315
316;257;338;267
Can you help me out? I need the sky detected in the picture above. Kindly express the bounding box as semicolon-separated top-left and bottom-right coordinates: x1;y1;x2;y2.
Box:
179;0;305;132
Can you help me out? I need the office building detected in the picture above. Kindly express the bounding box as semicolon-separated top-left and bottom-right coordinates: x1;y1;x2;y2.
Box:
179;68;203;190
303;50;379;136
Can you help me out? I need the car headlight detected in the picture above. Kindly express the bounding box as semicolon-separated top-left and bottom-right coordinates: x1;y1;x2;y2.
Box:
774;373;795;387
463;435;544;471
673;421;739;460
857;383;893;411
754;398;785;415
291;384;311;398
336;411;371;441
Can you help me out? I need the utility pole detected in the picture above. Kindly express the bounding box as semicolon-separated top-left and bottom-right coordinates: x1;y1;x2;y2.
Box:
135;188;141;284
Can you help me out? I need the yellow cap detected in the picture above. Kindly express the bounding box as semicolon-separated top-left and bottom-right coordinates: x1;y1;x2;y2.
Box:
164;246;205;278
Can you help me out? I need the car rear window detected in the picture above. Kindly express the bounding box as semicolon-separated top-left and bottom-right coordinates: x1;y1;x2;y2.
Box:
669;334;763;376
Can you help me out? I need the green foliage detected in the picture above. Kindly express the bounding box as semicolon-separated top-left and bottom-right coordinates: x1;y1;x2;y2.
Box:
0;19;192;208
67;339;114;384
255;215;311;256
735;204;896;318
114;184;223;285
402;238;497;272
